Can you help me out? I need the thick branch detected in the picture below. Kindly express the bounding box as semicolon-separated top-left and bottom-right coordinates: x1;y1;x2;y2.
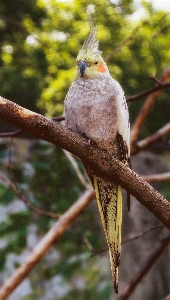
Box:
0;96;170;229
0;188;94;300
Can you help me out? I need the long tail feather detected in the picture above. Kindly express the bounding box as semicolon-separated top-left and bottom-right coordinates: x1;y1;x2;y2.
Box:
93;175;122;294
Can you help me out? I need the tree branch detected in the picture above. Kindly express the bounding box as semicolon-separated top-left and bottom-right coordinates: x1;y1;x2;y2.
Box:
118;232;170;300
91;224;164;256
126;81;170;103
142;172;170;183
132;122;170;155
0;188;94;300
0;129;22;137
0;172;60;219
131;65;170;146
0;96;170;229
122;225;164;244
63;150;89;188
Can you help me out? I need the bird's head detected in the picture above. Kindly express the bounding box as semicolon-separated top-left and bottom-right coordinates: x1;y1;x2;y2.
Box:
74;25;109;80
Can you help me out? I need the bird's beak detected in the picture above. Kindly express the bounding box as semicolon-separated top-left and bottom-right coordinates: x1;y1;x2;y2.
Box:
79;60;88;76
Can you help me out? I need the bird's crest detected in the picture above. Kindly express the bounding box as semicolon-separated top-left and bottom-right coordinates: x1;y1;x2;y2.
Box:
82;19;102;55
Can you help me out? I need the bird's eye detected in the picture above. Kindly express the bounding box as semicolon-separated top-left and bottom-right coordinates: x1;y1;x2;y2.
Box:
95;61;98;65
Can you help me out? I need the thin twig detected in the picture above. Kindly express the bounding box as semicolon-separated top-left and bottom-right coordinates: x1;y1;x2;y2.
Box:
122;224;164;244
0;14;29;34
118;232;170;300
0;14;50;49
0;129;22;137
91;224;164;256
131;122;170;155
105;20;148;62
52;116;65;122
82;233;94;251
126;80;170;103
150;74;163;85
63;149;89;188
130;65;170;147
142;172;170;183
153;23;170;38
0;172;60;219
104;35;133;62
0;188;94;300
105;13;170;62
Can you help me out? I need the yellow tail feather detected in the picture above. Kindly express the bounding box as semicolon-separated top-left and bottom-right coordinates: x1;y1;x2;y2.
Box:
94;175;122;294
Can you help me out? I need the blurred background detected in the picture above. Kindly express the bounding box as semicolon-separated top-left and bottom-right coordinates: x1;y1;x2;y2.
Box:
0;0;170;299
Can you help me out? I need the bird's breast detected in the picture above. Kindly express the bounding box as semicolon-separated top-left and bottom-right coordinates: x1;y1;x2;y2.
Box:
64;77;128;151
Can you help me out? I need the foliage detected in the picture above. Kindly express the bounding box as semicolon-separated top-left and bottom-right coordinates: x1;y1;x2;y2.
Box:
0;0;170;299
0;0;170;131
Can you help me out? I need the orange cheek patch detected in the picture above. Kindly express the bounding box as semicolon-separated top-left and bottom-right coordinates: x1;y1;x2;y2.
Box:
98;63;106;73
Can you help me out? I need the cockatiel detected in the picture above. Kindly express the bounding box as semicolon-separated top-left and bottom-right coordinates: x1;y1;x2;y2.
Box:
64;24;130;293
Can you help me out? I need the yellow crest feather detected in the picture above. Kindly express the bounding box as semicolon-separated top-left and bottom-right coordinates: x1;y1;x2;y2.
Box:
82;19;102;55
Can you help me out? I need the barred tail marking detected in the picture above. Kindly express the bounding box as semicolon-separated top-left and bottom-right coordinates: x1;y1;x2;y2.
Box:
93;176;122;294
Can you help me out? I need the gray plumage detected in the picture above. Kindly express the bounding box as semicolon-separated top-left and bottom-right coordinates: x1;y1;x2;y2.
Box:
64;25;130;293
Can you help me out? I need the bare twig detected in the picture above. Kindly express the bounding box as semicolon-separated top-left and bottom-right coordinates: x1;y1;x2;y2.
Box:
63;149;89;188
142;172;170;183
91;224;164;256
0;96;170;229
105;33;134;62
0;172;60;219
0;14;29;34
126;81;170;103
130;65;170;147
118;232;170;300
52;116;65;122
105;20;149;62
0;14;49;49
122;224;164;244
0;188;94;300
82;233;94;251
150;74;163;85
153;23;170;38
0;129;22;137
132;122;170;155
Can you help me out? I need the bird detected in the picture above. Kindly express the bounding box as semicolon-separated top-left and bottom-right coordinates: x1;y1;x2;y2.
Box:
64;22;130;293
